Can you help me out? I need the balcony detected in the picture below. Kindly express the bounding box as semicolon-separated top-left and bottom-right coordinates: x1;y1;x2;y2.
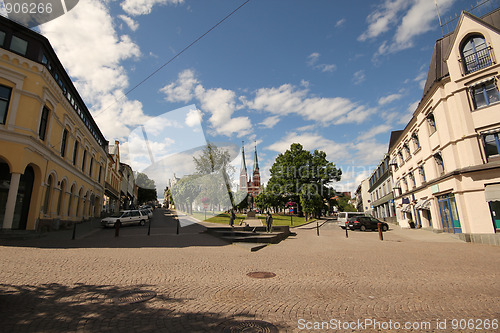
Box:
460;46;495;75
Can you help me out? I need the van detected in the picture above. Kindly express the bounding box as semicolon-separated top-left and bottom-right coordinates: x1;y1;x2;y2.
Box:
336;212;365;228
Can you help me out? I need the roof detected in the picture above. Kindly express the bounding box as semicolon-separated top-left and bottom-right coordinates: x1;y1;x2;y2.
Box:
421;8;500;102
388;130;404;153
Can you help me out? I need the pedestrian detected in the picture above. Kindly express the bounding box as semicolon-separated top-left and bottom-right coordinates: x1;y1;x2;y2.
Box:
266;211;273;233
229;209;235;227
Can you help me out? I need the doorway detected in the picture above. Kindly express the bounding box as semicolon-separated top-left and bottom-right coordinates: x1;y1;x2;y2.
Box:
438;193;462;234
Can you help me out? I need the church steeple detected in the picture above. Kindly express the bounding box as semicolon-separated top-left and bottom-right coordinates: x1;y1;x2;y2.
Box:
240;141;248;191
253;144;259;173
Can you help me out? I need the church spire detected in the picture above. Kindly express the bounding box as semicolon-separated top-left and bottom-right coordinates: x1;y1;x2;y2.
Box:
240;141;247;175
253;143;259;173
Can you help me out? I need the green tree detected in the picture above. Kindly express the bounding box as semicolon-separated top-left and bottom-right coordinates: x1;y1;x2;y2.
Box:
193;143;235;210
267;143;341;215
135;172;156;189
333;196;356;212
171;175;201;214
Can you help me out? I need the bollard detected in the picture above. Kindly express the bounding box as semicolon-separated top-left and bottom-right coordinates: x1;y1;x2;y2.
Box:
115;220;121;237
72;222;77;240
176;218;180;235
316;221;320;236
148;219;151;236
345;226;348;238
378;222;383;241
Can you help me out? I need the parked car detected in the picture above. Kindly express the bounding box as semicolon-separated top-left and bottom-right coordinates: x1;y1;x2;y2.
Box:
337;212;365;228
347;216;389;231
140;208;153;219
101;210;148;228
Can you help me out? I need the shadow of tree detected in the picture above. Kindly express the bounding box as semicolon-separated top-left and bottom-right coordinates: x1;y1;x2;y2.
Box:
0;283;284;332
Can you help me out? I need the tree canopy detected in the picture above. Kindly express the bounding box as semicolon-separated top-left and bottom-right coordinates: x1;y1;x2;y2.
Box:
267;143;341;215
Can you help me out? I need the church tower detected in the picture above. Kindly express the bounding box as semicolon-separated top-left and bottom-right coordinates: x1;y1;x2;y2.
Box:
239;142;248;191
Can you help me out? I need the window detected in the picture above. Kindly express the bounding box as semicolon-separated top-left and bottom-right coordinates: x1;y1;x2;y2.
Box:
10;36;28;55
408;172;416;188
471;80;500;109
0;85;12;124
483;132;500;158
61;129;68;157
434;153;445;175
39;107;50;141
402;177;408;193
461;35;492;74
43;176;53;214
82;150;87;171
427;113;437;134
403;143;411;158
89;157;93;177
72;141;79;166
418;165;426;183
398;151;404;166
98;165;102;183
0;31;5;46
412;132;420;150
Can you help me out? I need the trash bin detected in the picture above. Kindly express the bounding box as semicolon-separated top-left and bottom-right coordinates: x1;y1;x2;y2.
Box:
409;221;415;228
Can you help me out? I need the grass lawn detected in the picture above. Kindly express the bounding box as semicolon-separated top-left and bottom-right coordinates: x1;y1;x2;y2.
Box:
186;211;314;227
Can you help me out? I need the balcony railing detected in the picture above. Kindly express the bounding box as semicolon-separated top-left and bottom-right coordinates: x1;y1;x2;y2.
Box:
460;46;495;75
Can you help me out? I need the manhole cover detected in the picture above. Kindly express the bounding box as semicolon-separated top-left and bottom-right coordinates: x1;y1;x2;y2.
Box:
247;272;276;279
219;320;279;332
113;290;156;304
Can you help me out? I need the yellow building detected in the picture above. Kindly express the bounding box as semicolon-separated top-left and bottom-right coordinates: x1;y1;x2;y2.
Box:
0;16;108;230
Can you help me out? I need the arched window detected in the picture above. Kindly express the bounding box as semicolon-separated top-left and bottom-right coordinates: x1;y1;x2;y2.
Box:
461;35;492;74
43;175;53;214
57;180;66;216
67;184;75;216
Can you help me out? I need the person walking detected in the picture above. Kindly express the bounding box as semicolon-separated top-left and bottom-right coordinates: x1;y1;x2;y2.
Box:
266;211;273;233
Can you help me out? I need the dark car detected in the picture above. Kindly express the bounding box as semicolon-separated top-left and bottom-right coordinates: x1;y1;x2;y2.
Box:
347;216;389;231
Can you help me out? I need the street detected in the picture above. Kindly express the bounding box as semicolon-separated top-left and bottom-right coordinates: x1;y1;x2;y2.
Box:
0;209;499;332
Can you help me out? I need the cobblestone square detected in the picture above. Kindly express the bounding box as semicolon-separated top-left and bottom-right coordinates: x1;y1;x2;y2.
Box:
0;214;499;332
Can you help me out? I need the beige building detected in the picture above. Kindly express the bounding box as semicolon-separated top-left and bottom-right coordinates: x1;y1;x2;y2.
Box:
0;16;108;230
103;140;123;214
389;10;500;245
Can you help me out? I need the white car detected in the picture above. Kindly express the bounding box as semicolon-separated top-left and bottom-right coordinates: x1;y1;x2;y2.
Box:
101;210;148;228
140;208;153;219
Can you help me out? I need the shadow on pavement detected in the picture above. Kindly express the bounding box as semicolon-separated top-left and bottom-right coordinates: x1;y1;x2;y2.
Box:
0;283;281;332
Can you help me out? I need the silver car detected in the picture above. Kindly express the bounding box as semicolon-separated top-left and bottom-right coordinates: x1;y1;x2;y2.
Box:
101;210;148;228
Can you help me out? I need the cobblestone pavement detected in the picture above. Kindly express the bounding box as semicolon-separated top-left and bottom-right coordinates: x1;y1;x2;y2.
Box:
0;210;499;332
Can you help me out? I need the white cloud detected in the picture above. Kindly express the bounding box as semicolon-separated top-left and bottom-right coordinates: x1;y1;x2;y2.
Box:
160;69;200;103
121;0;185;16
160;70;253;137
360;0;456;54
118;15;139;31
39;0;144;141
306;53;336;72
414;71;427;89
378;93;403;105
249;84;374;125
335;18;346;28
260;115;280;129
358;124;392;141
353;70;366;85
185;108;202;127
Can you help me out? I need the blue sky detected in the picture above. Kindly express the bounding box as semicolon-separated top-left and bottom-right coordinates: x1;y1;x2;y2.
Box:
35;0;480;195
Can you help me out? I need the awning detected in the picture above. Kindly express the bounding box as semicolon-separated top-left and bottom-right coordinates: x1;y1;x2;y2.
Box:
468;76;496;88
401;205;412;213
485;184;500;202
416;199;431;210
481;127;500;135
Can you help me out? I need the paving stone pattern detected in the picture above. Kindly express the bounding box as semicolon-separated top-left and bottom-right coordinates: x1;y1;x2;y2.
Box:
0;210;499;332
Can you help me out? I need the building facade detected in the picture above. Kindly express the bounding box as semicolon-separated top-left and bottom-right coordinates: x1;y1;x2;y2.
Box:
103;140;122;214
389;10;500;245
368;154;397;223
0;16;108;230
355;178;371;214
